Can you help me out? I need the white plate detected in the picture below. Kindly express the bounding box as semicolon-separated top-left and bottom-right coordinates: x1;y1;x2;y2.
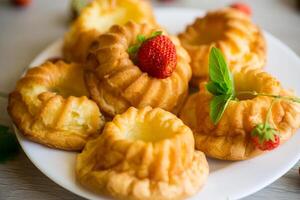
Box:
15;8;300;200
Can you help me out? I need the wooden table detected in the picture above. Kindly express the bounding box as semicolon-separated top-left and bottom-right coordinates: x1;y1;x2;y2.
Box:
0;0;299;199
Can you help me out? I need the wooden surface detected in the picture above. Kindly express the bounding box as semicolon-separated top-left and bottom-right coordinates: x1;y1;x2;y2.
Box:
0;149;299;200
0;0;300;199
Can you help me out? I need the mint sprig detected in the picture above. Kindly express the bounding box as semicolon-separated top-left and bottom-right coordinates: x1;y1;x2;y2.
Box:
207;47;300;129
207;47;235;124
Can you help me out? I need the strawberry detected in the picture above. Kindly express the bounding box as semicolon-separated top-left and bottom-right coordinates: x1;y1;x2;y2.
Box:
251;123;280;151
251;135;280;151
230;2;252;16
134;34;177;79
12;0;32;7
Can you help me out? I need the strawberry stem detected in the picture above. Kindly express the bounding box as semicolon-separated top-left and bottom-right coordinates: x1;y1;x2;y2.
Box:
263;99;276;129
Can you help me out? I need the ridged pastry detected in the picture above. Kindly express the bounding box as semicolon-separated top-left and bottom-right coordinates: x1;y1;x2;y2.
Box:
8;61;104;150
76;106;209;200
180;68;300;160
178;8;266;85
63;0;156;63
85;22;192;117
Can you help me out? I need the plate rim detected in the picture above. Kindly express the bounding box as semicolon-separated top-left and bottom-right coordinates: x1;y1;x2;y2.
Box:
14;7;300;200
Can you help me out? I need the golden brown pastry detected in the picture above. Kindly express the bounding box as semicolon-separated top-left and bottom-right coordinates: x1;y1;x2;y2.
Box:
178;8;266;86
180;68;300;160
76;106;209;200
85;21;192;117
63;0;156;63
8;61;104;150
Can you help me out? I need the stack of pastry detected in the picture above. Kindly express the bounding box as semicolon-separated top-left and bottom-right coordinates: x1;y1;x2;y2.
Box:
180;68;300;160
178;7;300;161
179;8;266;85
7;1;300;199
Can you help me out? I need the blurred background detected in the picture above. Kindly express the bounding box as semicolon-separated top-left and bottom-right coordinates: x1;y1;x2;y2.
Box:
0;0;299;199
0;0;299;96
0;0;300;95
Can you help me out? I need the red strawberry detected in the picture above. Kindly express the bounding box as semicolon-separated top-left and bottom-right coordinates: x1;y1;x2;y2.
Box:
230;2;252;16
12;0;32;7
251;123;280;151
251;135;280;151
137;35;177;79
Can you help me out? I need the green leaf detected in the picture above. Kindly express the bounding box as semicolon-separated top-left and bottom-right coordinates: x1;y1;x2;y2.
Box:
206;82;223;96
251;123;278;144
137;34;146;43
209;94;232;125
71;0;89;15
128;31;164;55
127;45;140;54
150;31;163;38
207;47;235;125
208;47;234;93
206;82;230;96
0;125;20;163
0;125;9;132
127;30;164;62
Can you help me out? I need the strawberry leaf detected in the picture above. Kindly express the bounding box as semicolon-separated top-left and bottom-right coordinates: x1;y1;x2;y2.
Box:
150;31;163;38
137;34;146;43
127;31;163;57
251;123;278;144
127;45;140;54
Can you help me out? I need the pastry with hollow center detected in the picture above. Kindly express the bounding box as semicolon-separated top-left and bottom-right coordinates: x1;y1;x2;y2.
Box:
8;61;104;151
76;106;209;200
85;21;192;117
63;0;156;63
178;8;266;86
180;68;300;160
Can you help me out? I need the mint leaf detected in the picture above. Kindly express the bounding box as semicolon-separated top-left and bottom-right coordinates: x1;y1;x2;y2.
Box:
209;47;234;94
0;125;20;163
210;94;232;125
206;82;227;96
207;47;235;124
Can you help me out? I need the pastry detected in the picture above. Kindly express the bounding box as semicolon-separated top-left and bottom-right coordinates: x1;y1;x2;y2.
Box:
8;61;104;151
63;0;156;63
180;68;300;160
178;8;266;86
76;106;209;200
85;21;192;117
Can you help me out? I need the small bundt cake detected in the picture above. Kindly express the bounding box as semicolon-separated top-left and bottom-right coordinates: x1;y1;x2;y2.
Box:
63;0;156;63
85;21;192;117
178;8;266;86
8;61;104;151
76;106;209;200
180;68;300;160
